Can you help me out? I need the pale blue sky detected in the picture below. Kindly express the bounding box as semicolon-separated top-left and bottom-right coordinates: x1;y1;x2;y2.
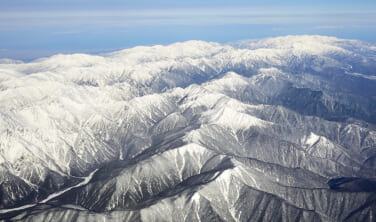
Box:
0;0;375;60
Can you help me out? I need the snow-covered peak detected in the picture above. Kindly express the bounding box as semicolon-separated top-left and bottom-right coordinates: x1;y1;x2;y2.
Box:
201;106;269;131
108;40;225;61
304;132;321;147
203;72;249;92
234;35;339;49
232;35;365;59
33;53;106;69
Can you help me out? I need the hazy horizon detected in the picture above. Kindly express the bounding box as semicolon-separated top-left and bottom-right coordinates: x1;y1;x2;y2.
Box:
1;0;376;60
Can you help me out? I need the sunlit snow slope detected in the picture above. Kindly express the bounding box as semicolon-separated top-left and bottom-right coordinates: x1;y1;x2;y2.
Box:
1;35;376;221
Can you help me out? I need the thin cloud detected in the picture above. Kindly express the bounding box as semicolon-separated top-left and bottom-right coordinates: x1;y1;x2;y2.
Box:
0;8;375;28
315;25;345;30
52;30;85;35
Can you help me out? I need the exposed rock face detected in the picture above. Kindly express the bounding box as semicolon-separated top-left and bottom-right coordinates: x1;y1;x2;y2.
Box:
1;35;376;221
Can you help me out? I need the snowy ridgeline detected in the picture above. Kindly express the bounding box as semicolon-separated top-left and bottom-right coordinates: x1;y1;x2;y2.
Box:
1;35;376;221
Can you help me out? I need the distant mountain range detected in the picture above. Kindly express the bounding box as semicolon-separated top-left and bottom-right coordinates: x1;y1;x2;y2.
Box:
1;35;376;221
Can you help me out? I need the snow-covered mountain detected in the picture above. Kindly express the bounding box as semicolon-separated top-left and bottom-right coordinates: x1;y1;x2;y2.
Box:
1;35;376;221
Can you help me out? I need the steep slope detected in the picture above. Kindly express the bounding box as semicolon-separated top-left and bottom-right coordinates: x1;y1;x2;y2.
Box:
0;35;376;221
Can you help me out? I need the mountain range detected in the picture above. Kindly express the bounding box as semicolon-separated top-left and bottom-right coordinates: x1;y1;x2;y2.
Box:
0;35;376;221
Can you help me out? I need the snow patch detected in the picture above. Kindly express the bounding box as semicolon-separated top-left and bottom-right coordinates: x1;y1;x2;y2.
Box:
305;132;320;147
